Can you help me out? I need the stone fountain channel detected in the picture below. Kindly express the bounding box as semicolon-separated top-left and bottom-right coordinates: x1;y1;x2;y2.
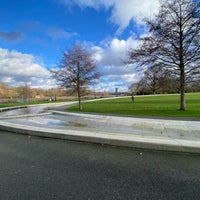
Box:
0;105;142;135
0;105;200;140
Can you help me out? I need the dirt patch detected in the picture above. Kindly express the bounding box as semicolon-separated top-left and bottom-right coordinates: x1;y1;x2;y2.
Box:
67;121;87;128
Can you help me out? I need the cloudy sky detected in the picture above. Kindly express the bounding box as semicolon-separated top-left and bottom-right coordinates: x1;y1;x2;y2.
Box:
0;0;162;92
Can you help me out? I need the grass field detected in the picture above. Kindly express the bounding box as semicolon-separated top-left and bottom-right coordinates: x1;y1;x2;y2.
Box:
67;93;200;118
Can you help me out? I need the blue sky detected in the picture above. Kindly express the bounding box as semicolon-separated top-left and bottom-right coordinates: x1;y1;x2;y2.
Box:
0;0;168;92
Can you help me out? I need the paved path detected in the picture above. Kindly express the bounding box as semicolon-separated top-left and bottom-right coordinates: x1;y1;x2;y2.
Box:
1;130;200;200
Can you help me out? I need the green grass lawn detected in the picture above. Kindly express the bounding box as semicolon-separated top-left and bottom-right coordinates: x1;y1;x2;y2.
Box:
67;93;200;118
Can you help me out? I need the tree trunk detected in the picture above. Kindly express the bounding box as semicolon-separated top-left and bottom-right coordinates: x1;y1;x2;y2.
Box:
77;87;82;110
77;62;82;111
180;66;185;111
179;16;185;111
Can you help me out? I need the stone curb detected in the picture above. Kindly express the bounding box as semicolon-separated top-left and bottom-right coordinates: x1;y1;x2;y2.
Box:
0;120;200;153
51;111;200;140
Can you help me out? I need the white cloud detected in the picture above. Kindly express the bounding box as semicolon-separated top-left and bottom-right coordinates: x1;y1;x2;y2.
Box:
0;44;138;92
110;0;160;34
90;36;139;92
61;0;160;34
0;48;55;88
58;0;161;92
101;36;138;66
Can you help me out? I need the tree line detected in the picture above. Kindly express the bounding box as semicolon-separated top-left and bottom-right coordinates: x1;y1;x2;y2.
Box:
0;82;69;102
0;82;108;103
129;65;200;95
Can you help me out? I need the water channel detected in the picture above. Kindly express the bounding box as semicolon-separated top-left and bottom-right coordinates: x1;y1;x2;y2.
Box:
1;105;199;139
0;105;141;135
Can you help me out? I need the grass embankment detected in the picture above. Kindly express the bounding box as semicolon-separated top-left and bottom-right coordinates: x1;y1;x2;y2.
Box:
67;93;200;118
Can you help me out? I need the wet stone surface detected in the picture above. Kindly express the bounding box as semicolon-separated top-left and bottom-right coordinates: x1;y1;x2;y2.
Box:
0;106;47;117
0;106;140;134
1;113;144;135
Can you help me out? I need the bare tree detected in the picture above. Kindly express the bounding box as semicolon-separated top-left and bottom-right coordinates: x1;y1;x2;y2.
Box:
129;82;141;94
17;83;31;103
142;65;165;94
128;0;200;110
129;80;152;95
52;44;101;110
139;66;179;94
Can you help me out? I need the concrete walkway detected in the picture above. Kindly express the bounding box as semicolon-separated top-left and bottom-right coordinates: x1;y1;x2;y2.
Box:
0;101;200;153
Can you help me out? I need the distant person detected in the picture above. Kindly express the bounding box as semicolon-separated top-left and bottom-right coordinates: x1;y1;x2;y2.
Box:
131;95;134;102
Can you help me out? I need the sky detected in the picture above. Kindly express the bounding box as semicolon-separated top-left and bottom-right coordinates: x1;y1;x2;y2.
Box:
0;0;162;92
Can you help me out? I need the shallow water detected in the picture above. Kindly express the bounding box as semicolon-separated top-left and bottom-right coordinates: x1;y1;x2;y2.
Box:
2;113;140;135
0;106;47;117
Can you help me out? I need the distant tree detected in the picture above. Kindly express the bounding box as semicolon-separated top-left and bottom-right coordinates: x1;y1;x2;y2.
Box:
129;82;141;94
17;83;31;103
0;82;18;99
186;80;200;92
51;44;101;110
128;0;200;110
129;80;152;95
139;66;180;94
142;65;165;94
0;82;10;98
158;75;180;94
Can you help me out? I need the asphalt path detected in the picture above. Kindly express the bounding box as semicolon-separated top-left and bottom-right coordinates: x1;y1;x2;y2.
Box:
1;130;200;200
